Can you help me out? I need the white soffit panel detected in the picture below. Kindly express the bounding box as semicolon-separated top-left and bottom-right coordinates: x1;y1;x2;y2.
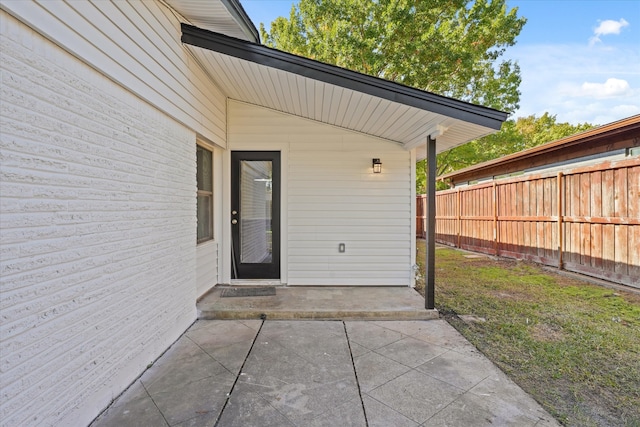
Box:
166;0;258;42
182;24;506;153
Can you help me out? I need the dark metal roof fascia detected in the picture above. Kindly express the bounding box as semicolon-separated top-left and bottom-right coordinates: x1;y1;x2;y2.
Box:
220;0;260;43
181;23;507;130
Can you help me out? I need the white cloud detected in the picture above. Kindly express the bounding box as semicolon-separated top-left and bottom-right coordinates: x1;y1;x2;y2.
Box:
589;18;629;45
593;104;640;124
595;18;630;36
580;78;631;98
610;104;640;116
505;43;640;125
558;102;640;126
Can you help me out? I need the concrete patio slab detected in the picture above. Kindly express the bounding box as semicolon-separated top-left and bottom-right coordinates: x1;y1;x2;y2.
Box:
361;395;419;427
197;286;438;320
368;369;465;423
231;321;361;426
91;319;560;427
416;348;499;390
353;350;411;392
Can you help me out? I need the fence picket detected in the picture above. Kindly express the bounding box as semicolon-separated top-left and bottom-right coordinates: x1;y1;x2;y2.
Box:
428;158;639;288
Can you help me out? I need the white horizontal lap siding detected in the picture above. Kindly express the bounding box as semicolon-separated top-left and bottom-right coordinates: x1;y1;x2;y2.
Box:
196;241;218;297
229;101;412;286
287;148;411;285
1;12;197;427
1;0;227;148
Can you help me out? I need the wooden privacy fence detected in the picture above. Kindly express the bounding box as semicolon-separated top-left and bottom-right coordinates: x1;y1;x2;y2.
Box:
417;158;640;288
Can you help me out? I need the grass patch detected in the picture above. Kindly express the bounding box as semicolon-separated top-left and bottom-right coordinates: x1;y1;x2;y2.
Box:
416;241;640;427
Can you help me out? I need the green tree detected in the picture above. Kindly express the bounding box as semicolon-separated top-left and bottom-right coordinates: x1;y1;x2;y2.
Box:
261;0;526;114
416;113;596;192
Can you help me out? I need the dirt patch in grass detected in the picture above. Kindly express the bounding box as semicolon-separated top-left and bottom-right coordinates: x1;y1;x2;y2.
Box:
532;323;566;342
416;241;640;427
490;289;537;302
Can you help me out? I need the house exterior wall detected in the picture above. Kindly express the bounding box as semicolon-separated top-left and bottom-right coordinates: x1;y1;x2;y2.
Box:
1;0;228;149
195;141;224;298
228;101;415;286
0;3;226;425
196;240;218;297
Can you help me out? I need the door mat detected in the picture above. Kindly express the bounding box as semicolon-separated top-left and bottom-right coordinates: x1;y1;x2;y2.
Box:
220;287;276;298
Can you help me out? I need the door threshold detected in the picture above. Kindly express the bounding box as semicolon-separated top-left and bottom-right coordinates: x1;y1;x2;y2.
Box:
229;280;283;287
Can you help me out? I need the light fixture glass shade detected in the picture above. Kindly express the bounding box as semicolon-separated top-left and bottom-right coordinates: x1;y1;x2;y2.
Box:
372;158;382;173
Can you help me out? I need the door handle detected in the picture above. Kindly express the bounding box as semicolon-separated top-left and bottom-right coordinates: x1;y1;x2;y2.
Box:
231;219;238;225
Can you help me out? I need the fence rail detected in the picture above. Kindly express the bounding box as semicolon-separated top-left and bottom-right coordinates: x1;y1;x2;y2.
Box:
418;158;640;288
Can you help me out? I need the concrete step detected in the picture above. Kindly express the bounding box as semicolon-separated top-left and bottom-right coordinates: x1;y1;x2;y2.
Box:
197;286;438;321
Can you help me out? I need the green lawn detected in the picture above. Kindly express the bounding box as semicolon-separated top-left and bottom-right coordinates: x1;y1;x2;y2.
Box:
416;241;640;427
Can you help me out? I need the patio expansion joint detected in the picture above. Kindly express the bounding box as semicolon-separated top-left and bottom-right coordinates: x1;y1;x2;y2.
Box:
343;320;370;427
140;380;171;427
184;334;238;378
362;393;421;425
213;319;265;427
355;355;449;424
417;374;492;426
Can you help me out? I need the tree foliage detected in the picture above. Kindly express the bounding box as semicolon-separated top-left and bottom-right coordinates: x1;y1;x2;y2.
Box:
258;2;584;193
261;0;526;113
416;113;596;192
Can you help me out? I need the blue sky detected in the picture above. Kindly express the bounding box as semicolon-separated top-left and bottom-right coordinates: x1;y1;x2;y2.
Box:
242;0;639;125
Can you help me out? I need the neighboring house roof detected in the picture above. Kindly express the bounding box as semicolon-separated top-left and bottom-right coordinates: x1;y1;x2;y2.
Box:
167;0;259;43
439;114;640;186
180;24;507;157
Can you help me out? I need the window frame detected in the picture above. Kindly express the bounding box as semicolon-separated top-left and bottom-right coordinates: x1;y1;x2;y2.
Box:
196;144;214;244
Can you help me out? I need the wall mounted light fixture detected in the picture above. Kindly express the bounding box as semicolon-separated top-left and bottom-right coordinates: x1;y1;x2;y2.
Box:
372;158;382;173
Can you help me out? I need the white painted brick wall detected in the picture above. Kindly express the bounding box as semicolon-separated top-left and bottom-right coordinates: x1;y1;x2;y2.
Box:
1;12;198;426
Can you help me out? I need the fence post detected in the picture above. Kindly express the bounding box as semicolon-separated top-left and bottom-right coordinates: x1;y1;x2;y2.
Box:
493;182;498;255
423;195;427;239
557;172;564;269
456;189;461;248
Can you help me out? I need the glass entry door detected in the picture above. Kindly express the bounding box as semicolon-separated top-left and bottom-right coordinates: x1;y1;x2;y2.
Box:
231;151;281;279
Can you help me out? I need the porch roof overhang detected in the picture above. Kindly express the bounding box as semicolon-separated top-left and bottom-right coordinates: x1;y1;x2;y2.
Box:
168;0;259;43
181;24;507;157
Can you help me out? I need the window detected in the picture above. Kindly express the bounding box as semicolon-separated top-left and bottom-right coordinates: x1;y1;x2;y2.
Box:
197;145;213;243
